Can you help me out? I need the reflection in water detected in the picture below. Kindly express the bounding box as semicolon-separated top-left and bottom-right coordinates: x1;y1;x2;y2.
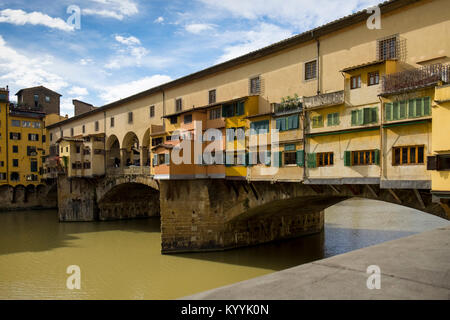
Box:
0;198;448;299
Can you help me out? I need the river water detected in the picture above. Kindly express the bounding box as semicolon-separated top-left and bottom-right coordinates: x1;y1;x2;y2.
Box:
0;198;448;300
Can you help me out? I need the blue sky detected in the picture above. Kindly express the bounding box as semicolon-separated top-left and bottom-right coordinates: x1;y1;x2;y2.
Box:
0;0;381;116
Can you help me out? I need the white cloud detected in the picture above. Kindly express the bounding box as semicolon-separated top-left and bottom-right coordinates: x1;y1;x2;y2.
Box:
80;58;93;65
0;35;69;93
68;86;89;96
198;0;381;30
185;23;215;34
83;0;139;20
115;35;141;46
0;9;74;31
154;16;164;23
99;75;172;103
216;23;293;63
105;34;151;69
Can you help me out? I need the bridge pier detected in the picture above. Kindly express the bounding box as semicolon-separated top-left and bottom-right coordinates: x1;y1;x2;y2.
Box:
159;180;326;253
56;173;448;253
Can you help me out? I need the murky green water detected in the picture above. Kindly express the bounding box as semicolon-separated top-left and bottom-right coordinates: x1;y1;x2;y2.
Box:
0;198;448;300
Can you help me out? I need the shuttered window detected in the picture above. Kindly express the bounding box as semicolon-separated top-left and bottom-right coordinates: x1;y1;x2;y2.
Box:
307;153;317;168
351;107;377;126
327;112;339;126
386;97;431;122
305;60;317;80
249;76;260;94
311;115;323;128
392;145;425;165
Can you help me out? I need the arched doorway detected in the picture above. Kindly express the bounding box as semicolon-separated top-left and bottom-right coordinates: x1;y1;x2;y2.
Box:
122;132;140;167
106;135;120;168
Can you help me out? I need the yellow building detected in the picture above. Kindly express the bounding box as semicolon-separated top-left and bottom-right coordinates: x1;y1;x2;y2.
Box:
0;88;8;183
0;88;48;186
43;0;450;207
429;84;450;208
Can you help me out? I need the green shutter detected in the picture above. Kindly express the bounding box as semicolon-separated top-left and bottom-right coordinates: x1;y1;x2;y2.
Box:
415;98;423;117
344;151;351;166
274;152;283;167
333;112;340;125
284;144;296;151
385;103;393;121
399;101;407;119
372;107;378;123
307;153;317;168
327;113;333;126
153;154;157;166
265;151;271;166
297;150;305;167
423;97;431;116
288;115;299;130
351;110;357;126
363;108;372;124
374;149;380;165
408;99;415;118
245;152;250;166
164;153;170;165
393;102;399;120
236;101;245;116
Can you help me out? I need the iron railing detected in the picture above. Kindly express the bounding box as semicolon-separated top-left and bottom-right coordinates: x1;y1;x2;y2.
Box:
381;63;450;94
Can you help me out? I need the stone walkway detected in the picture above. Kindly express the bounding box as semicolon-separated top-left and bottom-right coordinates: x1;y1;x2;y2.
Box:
184;226;450;300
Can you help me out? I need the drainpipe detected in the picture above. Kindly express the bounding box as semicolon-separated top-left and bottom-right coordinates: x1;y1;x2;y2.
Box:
302;108;307;182
162;89;166;131
378;95;385;179
6;102;9;185
103;110;106;174
316;38;321;95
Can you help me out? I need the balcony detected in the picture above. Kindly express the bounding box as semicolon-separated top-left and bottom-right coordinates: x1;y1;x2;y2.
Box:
304;91;344;109
381;63;450;95
272;96;303;115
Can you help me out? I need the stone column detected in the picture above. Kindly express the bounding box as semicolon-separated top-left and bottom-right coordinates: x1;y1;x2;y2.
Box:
120;148;128;169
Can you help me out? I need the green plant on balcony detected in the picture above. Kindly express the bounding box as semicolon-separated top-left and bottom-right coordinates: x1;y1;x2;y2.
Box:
277;94;302;113
61;156;68;168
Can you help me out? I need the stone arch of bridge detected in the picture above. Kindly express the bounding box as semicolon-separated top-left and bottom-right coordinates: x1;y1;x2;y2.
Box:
97;181;160;221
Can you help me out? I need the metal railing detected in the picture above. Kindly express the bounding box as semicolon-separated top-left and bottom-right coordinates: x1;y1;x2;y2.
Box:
381;63;450;94
303;90;344;109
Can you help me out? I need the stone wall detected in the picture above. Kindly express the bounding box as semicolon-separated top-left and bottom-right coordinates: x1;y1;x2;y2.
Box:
0;183;57;211
160;180;329;253
57;176;99;221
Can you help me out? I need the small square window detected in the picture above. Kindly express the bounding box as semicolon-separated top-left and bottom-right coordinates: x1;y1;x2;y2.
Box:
184;114;193;124
45;96;50;103
209;90;216;104
249;77;260;95
368;71;379;86
305;60;317;80
351;75;362;89
150;106;155;118
175;99;182;112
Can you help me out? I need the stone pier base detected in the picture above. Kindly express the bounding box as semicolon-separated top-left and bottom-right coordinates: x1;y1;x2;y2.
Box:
160;179;325;253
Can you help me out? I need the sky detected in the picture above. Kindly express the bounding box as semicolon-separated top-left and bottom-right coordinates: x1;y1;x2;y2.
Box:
0;0;382;117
